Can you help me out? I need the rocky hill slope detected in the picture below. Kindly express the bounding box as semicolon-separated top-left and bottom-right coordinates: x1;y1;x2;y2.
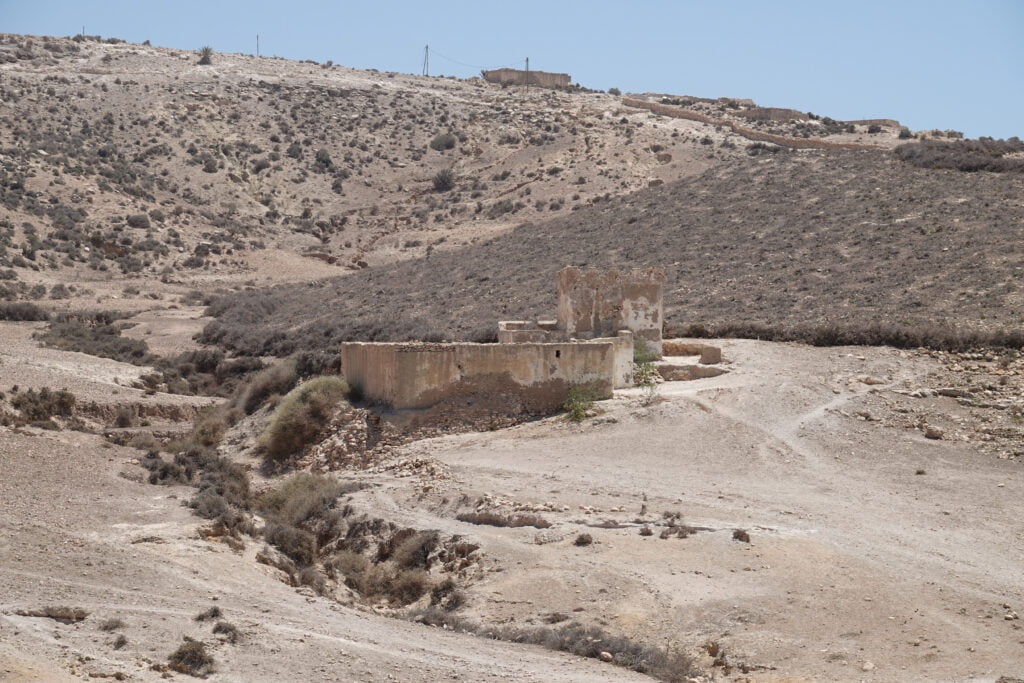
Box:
1;33;910;302
203;149;1024;355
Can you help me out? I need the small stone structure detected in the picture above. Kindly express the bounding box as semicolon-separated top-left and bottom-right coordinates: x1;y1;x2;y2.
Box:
499;266;665;356
482;68;571;89
341;338;625;423
340;267;665;423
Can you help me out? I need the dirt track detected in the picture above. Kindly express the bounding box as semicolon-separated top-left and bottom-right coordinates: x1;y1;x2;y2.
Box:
360;339;1024;680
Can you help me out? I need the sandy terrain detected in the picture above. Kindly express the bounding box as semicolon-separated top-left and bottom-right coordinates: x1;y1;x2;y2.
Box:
0;321;217;427
0;425;648;682
337;339;1024;680
5;338;1020;680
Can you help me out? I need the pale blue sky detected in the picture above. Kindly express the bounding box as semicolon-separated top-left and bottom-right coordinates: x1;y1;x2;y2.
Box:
3;0;1021;138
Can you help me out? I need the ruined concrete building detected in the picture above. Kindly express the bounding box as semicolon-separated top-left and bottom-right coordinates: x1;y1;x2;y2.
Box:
340;267;664;422
482;68;571;89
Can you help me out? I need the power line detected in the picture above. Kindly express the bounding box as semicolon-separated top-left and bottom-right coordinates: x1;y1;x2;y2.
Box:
423;46;524;73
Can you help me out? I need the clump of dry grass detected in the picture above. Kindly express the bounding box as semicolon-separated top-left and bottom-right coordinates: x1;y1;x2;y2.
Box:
194;606;222;622
168;638;214;677
408;610;698;681
455;511;551;528
212;621;240;644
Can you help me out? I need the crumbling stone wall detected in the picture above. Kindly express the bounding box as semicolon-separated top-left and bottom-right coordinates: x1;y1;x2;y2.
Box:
341;341;615;422
556;266;665;356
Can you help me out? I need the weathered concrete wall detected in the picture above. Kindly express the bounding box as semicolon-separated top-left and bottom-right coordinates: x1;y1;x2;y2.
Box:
341;341;614;419
596;330;635;389
497;320;565;344
482;68;571;89
556;266;665;356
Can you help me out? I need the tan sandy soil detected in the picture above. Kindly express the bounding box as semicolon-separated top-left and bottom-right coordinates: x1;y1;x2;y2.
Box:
117;306;211;357
0;321;217;422
334;339;1024;681
0;426;647;682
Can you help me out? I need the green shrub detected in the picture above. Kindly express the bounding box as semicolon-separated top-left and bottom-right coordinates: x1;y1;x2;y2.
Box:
197;46;213;66
608;87;621;96
563;384;597;422
429;133;456;151
36;319;149;364
259;376;351;460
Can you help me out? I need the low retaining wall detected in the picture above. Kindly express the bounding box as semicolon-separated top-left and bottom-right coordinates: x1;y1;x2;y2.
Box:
621;97;879;151
341;341;616;420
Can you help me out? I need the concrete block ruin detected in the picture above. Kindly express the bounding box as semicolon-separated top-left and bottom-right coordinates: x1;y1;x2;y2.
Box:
499;266;665;357
482;68;571;89
340;267;664;424
341;338;625;425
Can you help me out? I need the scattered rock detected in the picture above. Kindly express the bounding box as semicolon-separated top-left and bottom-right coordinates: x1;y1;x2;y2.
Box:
699;346;722;365
924;426;944;440
732;529;751;543
599;651;614;662
862;661;875;672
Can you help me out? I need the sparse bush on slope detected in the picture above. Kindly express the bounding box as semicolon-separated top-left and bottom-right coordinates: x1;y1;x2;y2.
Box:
895;137;1024;173
259;376;351;460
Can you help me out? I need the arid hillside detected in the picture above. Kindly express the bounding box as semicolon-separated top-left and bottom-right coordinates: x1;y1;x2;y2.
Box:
202;149;1024;356
1;33;922;309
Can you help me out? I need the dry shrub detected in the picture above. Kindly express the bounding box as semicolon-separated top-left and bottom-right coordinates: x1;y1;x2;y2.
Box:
194;606;222;622
407;610;698;681
10;387;75;422
259;376;351;460
380;529;439;569
895;137;1024;173
212;621;240;644
232;361;297;414
258;472;346;526
327;550;433;606
456;511;551;529
190;409;227;447
168;638;214;677
675;320;1024;353
264;523;317;567
0;302;48;321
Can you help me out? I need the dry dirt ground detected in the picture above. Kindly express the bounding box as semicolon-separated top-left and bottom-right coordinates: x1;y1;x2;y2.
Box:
3;338;1022;681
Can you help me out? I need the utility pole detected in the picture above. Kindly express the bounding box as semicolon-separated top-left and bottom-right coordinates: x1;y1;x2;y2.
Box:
422;45;429;77
525;57;529;92
256;35;260;58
